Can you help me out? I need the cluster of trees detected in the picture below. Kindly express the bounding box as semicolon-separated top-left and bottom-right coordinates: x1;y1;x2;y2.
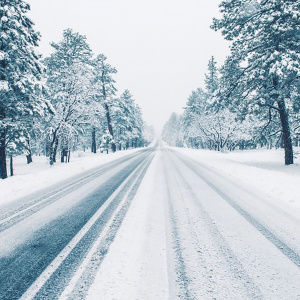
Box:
0;1;149;179
163;0;300;165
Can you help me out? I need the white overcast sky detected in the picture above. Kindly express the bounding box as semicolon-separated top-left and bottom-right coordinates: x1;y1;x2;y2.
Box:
27;0;230;133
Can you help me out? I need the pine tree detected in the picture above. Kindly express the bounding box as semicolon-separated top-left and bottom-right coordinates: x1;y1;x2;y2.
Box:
183;88;207;148
92;54;118;152
162;113;183;147
132;104;145;147
113;90;145;149
205;56;219;101
0;0;48;179
113;94;130;150
213;0;300;164
44;29;93;165
87;102;107;153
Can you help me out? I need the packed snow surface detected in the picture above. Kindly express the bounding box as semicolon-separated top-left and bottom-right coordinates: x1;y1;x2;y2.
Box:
87;152;169;299
1;146;300;299
85;146;300;299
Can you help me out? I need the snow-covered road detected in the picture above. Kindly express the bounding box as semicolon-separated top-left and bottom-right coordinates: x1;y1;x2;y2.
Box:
0;148;155;299
1;145;300;299
87;146;300;300
162;148;300;299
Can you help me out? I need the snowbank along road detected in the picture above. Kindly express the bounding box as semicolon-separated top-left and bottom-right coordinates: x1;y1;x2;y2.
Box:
1;145;300;299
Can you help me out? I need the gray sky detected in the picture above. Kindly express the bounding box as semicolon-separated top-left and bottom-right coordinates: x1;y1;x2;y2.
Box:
28;0;230;132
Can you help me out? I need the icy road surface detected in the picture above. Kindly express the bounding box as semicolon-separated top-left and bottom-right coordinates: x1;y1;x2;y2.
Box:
1;145;300;299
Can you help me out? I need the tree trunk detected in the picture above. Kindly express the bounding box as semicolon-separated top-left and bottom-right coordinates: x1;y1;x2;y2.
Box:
10;155;13;177
46;137;51;157
272;75;293;165
61;148;67;163
104;104;116;152
0;109;7;179
50;135;59;165
277;98;293;165
91;127;96;153
26;136;33;164
53;139;58;163
0;49;7;178
26;154;33;164
0;133;7;179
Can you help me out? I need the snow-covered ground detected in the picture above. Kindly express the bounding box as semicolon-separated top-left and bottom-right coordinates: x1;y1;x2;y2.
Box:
175;147;300;210
0;149;142;207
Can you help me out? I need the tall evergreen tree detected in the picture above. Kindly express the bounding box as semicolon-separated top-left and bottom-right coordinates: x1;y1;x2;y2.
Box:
132;104;145;147
113;90;145;149
0;0;48;179
92;54;117;152
205;56;219;101
162;113;183;147
44;29;93;165
183;88;207;148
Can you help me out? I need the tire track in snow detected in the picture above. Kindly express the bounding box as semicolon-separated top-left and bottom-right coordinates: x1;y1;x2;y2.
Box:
164;150;262;299
58;152;155;300
0;150;153;300
0;149;149;233
168;152;263;299
20;151;155;300
162;157;196;300
173;149;300;270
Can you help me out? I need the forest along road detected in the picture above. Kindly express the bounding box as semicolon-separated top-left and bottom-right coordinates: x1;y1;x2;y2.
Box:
0;147;155;300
